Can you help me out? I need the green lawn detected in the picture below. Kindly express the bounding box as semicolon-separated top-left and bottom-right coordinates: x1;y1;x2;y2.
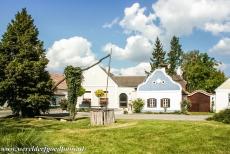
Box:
0;118;230;154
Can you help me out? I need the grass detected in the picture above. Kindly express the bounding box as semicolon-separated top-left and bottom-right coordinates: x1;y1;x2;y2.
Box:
0;118;230;154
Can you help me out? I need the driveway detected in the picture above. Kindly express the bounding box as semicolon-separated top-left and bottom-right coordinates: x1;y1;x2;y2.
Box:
115;114;211;121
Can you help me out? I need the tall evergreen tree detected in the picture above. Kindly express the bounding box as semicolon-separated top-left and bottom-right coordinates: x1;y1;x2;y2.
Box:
0;8;53;117
167;36;183;75
146;37;166;74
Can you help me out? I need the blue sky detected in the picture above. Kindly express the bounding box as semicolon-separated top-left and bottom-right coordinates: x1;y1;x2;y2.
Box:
0;0;230;76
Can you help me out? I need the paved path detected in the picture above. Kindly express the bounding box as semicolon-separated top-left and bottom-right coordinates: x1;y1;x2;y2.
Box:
115;114;211;121
0;110;211;121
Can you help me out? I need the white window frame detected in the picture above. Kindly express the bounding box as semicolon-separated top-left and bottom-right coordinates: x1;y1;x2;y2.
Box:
147;98;157;108
162;98;170;108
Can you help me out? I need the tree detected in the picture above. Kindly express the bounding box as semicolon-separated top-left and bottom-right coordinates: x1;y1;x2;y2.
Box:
167;36;183;75
64;66;83;120
182;50;226;93
0;8;53;117
146;37;166;75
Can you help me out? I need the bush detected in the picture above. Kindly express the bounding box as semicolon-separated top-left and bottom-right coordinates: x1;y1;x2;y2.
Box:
59;98;68;110
132;98;144;113
181;99;191;114
208;109;230;124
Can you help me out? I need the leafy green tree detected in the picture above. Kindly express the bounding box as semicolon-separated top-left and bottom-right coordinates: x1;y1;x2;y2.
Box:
0;8;53;117
64;66;83;120
146;37;166;75
167;36;183;75
182;50;226;93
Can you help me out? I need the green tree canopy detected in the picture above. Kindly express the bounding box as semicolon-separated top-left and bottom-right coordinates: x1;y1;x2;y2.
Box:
0;8;53;117
182;50;226;93
167;36;183;75
146;37;166;74
64;66;83;120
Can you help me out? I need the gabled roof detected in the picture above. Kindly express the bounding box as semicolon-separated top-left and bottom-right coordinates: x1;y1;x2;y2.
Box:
50;73;67;90
111;76;146;87
137;68;182;91
50;67;187;90
188;90;213;96
216;78;230;90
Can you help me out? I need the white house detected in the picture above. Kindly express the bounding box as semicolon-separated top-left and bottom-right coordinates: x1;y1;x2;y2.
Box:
137;68;182;112
51;65;186;112
215;78;230;112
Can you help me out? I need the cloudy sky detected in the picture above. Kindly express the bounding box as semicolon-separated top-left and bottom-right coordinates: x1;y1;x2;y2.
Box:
0;0;230;76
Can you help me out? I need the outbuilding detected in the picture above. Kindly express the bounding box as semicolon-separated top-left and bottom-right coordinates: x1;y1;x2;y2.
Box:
187;90;213;112
215;78;230;112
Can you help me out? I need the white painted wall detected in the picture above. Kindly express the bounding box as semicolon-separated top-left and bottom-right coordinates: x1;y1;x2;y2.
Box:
77;65;119;108
215;89;230;112
137;91;182;112
117;87;136;104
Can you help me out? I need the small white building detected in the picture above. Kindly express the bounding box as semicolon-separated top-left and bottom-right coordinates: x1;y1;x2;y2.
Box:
51;65;186;112
137;68;182;112
215;78;230;112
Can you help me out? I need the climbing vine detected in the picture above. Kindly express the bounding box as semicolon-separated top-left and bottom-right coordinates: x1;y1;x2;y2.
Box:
64;66;83;120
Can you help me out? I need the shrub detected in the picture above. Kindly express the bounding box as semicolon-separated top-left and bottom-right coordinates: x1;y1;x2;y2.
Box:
132;98;144;113
59;98;68;110
208;109;230;124
181;99;191;114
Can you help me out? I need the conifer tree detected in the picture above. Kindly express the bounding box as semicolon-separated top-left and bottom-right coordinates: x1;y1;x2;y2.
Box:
167;36;183;75
146;37;166;74
0;8;53;117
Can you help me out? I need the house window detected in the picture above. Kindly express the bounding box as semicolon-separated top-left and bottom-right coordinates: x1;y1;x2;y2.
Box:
161;98;170;108
147;98;157;108
119;93;128;107
80;98;91;108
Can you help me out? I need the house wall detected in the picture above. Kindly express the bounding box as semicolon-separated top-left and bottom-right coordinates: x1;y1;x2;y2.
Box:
77;65;119;108
215;90;230;112
137;91;182;112
137;68;182;112
187;92;210;112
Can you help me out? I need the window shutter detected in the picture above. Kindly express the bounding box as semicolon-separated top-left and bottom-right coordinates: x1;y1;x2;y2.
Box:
161;99;163;107
168;99;170;107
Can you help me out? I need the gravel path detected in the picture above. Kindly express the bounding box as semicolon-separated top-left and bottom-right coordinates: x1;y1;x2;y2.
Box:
115;114;211;121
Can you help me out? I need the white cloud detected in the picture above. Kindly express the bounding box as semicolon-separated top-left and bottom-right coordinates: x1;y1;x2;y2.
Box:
102;17;119;28
204;22;230;35
120;3;161;40
209;38;230;55
103;35;152;62
153;0;230;36
111;62;150;76
46;36;96;71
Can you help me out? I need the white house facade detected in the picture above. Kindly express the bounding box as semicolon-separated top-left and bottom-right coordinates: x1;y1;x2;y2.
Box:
137;68;182;112
215;78;230;112
51;65;186;112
